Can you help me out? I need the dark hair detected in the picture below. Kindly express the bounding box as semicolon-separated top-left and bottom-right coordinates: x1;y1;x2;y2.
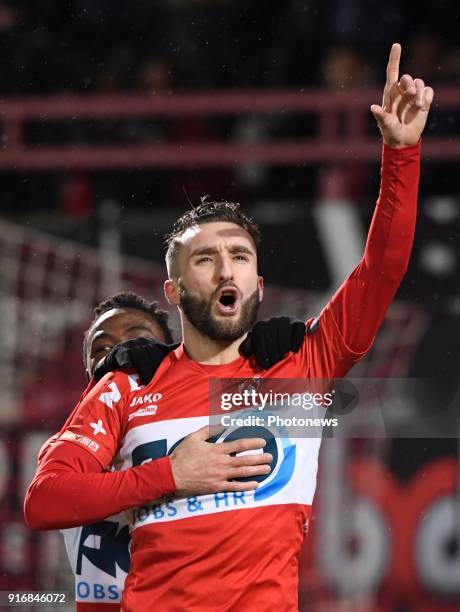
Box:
82;291;173;366
164;199;261;277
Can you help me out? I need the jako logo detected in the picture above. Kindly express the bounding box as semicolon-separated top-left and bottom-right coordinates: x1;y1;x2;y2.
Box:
129;393;162;408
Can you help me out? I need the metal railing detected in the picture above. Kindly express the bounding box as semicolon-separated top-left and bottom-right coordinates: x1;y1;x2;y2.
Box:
1;88;459;170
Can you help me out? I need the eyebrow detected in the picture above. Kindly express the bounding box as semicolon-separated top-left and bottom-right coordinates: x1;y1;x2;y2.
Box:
90;331;115;350
190;244;254;258
125;324;154;333
91;324;155;349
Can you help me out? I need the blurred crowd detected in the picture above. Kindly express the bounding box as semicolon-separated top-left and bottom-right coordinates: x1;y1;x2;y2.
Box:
1;0;459;96
1;0;459;261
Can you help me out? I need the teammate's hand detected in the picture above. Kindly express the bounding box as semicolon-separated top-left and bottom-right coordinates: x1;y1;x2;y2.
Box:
169;426;273;496
93;337;179;385
239;316;306;368
371;43;434;147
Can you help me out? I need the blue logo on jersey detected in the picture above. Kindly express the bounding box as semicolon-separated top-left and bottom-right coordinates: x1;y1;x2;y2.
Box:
215;419;296;501
77;581;120;601
77;520;130;577
131;417;297;504
255;441;296;501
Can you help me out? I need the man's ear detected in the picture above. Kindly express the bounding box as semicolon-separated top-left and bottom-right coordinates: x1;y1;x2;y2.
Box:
164;279;181;306
257;276;264;302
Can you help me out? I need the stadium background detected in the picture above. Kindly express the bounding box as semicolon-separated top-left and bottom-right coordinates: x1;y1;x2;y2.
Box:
0;1;459;610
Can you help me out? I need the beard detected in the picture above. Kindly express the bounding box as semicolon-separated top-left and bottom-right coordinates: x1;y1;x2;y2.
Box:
179;284;260;342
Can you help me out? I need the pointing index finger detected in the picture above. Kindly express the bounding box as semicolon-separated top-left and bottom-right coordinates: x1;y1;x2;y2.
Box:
386;43;401;86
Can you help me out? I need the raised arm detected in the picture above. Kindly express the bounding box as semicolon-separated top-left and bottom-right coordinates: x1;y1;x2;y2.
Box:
331;44;434;354
299;45;434;378
327;44;433;361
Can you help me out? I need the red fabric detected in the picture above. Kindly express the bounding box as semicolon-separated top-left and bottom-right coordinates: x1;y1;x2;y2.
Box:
329;142;420;354
24;442;175;530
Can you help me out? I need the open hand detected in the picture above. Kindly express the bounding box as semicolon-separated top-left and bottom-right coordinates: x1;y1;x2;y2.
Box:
169;425;273;497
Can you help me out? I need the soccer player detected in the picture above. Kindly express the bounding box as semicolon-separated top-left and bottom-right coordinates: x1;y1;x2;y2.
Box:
25;44;433;611
50;292;173;611
35;292;305;611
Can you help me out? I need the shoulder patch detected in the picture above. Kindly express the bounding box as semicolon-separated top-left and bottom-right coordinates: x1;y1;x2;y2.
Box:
98;381;121;409
307;317;320;335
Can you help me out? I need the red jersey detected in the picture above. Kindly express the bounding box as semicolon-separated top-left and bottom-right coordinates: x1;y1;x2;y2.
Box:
65;310;362;611
36;383;129;612
25;144;421;611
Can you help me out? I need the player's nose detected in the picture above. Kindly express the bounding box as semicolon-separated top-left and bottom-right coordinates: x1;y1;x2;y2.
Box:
218;255;234;281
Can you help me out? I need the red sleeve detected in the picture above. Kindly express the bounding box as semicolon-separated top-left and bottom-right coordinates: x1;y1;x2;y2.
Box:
24;440;176;530
328;142;420;359
300;142;420;378
59;372;128;468
25;371;176;530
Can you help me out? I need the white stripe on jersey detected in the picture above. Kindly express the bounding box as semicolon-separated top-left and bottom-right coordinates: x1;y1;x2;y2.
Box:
118;415;321;531
61;512;129;604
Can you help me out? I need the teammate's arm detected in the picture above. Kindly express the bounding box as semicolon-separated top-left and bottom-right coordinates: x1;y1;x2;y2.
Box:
24;431;272;530
24;440;175;530
24;371;273;530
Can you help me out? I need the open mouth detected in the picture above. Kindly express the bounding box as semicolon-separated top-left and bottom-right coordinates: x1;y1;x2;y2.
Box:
216;287;240;315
